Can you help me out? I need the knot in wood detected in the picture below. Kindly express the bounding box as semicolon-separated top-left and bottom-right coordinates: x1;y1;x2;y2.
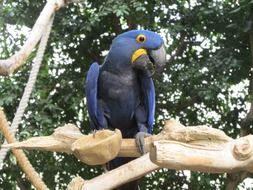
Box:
233;136;253;161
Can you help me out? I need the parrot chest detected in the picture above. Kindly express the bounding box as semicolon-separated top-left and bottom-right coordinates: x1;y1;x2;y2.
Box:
98;70;141;131
99;70;140;105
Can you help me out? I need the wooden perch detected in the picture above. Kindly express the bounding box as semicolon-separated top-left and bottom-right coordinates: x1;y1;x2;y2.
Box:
2;120;232;159
2;120;234;161
2;124;84;153
3;120;253;189
68;153;160;190
0;0;83;76
150;136;253;173
2;124;122;165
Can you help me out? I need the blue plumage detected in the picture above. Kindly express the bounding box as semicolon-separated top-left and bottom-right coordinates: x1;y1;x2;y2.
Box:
86;62;99;129
86;63;155;134
139;71;155;133
85;30;166;190
86;62;109;130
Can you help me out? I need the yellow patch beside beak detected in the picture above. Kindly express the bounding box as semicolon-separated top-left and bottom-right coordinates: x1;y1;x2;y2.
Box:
131;49;147;63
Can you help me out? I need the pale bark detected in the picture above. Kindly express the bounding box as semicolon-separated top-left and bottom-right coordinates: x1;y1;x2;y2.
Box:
150;138;253;173
66;155;159;190
3;120;232;158
4;120;253;189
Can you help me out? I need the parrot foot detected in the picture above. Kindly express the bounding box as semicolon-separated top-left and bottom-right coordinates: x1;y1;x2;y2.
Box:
135;132;151;154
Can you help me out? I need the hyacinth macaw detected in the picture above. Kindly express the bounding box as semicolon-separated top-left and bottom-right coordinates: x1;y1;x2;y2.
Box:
85;30;166;190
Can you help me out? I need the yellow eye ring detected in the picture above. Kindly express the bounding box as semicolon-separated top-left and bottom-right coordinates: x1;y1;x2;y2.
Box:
136;34;146;43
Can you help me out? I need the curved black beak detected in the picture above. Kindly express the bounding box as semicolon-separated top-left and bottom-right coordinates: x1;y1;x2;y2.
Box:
131;44;166;76
148;44;166;73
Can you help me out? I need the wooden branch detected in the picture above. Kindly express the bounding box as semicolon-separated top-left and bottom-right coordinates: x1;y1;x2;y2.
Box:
150;137;253;173
0;0;83;75
4;120;253;189
67;154;160;190
67;133;253;190
2;124;84;153
2;120;233;163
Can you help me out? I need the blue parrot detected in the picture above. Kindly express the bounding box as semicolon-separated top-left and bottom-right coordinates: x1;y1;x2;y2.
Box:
85;30;166;190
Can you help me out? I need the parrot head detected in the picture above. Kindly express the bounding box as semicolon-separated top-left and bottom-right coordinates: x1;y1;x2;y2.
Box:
107;30;166;75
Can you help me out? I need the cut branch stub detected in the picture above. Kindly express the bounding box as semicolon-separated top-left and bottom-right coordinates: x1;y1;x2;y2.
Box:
233;135;253;161
150;136;253;173
150;140;229;173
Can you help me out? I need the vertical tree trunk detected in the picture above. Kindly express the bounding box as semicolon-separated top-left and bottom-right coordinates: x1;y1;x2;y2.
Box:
224;27;253;190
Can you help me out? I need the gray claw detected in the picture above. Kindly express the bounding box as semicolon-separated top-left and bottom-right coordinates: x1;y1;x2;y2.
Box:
135;132;151;154
92;129;97;137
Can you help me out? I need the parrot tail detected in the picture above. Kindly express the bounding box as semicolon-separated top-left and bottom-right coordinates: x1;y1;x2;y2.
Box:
107;157;140;190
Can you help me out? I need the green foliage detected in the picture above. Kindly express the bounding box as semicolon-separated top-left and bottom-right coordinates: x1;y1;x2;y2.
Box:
0;0;253;189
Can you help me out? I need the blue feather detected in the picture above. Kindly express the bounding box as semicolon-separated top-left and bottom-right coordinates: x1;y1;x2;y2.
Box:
139;72;155;133
85;62;105;130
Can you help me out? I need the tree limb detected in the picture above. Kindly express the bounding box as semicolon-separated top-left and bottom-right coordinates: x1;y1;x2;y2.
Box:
2;120;232;162
3;119;253;189
79;154;159;190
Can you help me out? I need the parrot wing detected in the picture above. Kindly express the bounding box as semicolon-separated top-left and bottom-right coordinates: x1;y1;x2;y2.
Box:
139;72;155;133
85;62;107;130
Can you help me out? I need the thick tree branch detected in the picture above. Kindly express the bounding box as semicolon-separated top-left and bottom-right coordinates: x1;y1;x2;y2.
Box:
3;120;232;162
77;154;159;190
3;120;253;189
151;138;253;173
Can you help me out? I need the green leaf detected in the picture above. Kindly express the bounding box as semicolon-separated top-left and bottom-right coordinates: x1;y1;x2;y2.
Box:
226;23;237;29
229;7;241;14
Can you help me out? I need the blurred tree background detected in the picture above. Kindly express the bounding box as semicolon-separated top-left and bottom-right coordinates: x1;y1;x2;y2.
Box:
0;0;253;189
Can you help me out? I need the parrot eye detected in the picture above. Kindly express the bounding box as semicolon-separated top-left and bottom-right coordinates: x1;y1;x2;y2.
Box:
136;34;146;43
